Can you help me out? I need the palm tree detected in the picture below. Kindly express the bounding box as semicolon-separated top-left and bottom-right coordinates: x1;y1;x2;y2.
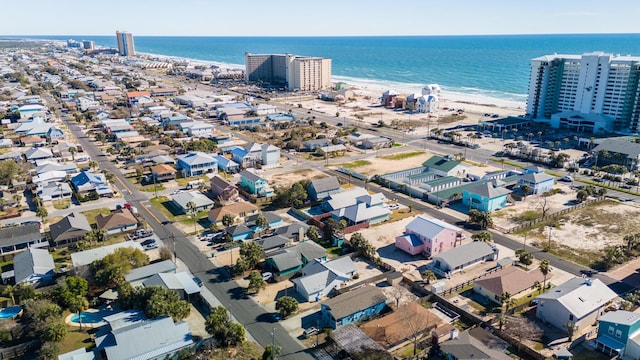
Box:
36;206;48;222
421;270;436;284
471;231;492;242
186;201;197;235
500;292;513;317
539;259;551;291
520;184;531;199
88;160;98;171
68;146;77;161
68;295;89;330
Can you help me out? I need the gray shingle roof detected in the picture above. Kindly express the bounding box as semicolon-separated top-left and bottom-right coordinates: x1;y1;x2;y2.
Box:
124;260;177;283
273;223;309;240
239;169;263;183
171;191;214;210
433;242;495;270
310;176;341;194
49;212;91;242
323;286;386;320
0;224;41;248
593;139;640;158
465;182;511;198
13;248;54;284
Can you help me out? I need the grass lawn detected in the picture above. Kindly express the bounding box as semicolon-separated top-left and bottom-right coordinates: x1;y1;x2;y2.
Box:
80;208;112;225
138;184;166;193
336;160;371;169
150;196;178;221
175;176;208;187
326;246;342;258
53;199;71;210
58;325;92;355
388;209;419;222
380;151;424;160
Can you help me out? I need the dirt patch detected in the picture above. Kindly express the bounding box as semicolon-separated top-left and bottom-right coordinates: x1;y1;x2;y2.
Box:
332;151;434;176
509;200;640;251
266;168;327;188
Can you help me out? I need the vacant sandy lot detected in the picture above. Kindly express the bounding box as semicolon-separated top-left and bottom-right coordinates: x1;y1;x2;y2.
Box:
503;199;640;251
265;168;328;188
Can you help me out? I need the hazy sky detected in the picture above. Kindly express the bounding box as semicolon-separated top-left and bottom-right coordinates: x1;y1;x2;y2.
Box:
2;0;640;36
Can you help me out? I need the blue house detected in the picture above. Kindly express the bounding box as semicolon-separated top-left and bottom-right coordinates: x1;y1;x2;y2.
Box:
518;171;554;194
462;181;512;212
596;311;640;358
320;286;387;329
226;224;253;241
214;155;240;173
230;147;253;168
245;211;283;231
240;169;273;197
176;152;217;177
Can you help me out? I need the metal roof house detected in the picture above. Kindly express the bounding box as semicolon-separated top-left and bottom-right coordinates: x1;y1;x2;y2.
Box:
536;277;617;334
430;241;498;278
462;181;512;212
170;191;215;214
291;256;357;302
13;248;55;286
395;216;464;257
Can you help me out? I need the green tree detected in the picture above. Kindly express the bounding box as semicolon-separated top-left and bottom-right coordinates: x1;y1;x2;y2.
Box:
88;160;98;171
40;341;60;360
52;276;88;308
539;259;551;291
276;296;298;318
262;344;282;360
0;160;19;186
500;292;514;319
13;283;35;303
2;285;14;305
36;206;48;222
67;295;89;330
68;146;77;161
239;241;264;269
255;215;268;229
247;271;266;294
468;209;493;229
515;249;533;268
576;189;588;203
43;319;67;342
306;226;321;242
520;184;531;199
119;285;190;321
471;231;492;242
93;247;150;287
349;232;375;258
421;270;436;284
205;306;245;347
222;214;235;227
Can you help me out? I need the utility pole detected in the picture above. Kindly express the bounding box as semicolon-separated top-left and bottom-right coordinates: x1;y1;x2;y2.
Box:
271;327;276;360
172;233;176;264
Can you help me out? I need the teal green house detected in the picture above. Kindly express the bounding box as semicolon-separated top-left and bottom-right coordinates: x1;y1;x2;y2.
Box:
462;181;511;212
265;241;327;280
239;169;274;197
596;310;640;358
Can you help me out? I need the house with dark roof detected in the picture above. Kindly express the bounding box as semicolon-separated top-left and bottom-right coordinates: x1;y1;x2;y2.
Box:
593;139;640;170
320;286;387;329
272;222;309;241
265;241;327;279
474;266;545;305
240;169;273;197
462;181;512;212
95;312;193;360
308;176;342;201
13;248;55;286
256;235;291;253
422;155;468;177
244;211;283;231
395;216;464;257
209;175;238;203
49;212;92;247
291;256;357;302
430;241;498;278
142;272;201;300
96;208;138;236
226;224;253;241
536;277;617;334
440;327;511;360
0;223;45;255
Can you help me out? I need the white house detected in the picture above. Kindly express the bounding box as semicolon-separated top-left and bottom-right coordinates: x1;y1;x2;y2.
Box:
292;256;357;302
261;144;280;168
178;121;214;138
536;277;617;333
78;96;100;112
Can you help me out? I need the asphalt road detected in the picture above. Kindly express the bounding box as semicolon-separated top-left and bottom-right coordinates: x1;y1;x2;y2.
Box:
46;96;313;360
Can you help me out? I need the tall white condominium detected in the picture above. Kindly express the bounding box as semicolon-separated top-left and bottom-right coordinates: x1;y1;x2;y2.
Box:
527;52;640;134
116;31;136;56
245;52;331;91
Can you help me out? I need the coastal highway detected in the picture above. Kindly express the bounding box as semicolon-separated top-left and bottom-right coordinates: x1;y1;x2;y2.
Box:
46;95;313;360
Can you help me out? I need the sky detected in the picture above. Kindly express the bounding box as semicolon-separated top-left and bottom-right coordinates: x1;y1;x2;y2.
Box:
2;0;640;37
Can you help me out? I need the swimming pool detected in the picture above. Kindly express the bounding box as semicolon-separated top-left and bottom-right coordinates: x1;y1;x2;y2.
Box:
0;306;22;319
70;308;117;324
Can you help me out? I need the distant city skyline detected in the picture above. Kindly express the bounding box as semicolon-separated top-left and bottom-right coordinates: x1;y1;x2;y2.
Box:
1;0;639;37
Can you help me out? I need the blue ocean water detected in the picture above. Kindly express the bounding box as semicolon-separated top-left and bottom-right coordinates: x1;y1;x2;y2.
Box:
19;34;640;102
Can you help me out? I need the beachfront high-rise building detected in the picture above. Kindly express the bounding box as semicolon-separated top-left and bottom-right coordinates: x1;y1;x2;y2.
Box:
245;52;331;91
527;52;640;134
116;31;136;56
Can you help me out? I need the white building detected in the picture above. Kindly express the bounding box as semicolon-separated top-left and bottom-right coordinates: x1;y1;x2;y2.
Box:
245;52;332;91
527;52;640;134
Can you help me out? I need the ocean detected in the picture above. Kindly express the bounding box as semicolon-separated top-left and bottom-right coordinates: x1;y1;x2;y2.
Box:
21;34;640;103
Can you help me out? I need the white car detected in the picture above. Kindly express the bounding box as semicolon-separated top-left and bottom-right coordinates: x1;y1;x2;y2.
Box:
387;203;400;210
560;175;573;182
262;272;273;282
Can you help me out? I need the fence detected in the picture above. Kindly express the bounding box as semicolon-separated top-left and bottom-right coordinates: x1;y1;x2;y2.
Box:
440;266;502;296
503;196;606;234
0;341;38;359
341;221;369;234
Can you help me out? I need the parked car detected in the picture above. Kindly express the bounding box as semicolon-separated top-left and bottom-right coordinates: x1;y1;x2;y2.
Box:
135;229;153;238
560;175;573;182
192;277;203;287
387;203;399;210
141;239;156;247
143;241;159;250
303;327;319;338
262;272;273;282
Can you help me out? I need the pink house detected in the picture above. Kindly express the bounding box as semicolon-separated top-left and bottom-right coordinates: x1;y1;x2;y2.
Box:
395;216;464;257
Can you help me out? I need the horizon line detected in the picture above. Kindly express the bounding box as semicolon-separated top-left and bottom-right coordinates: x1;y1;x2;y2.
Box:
2;32;640;38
